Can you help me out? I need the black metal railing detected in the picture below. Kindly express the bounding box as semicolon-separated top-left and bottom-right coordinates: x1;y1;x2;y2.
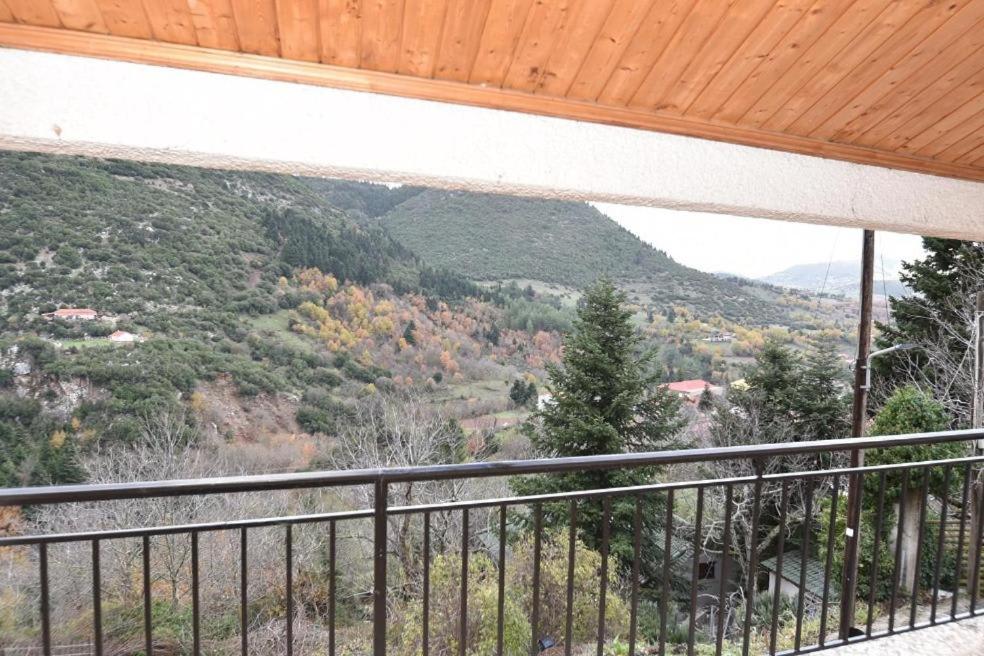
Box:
0;429;982;656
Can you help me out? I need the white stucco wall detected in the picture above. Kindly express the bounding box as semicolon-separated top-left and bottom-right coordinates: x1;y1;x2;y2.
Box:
1;47;983;239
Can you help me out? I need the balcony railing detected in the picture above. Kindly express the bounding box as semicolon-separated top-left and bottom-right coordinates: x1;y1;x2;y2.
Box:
1;430;982;656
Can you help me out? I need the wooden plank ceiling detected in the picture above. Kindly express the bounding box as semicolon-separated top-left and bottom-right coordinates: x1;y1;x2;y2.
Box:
2;1;984;181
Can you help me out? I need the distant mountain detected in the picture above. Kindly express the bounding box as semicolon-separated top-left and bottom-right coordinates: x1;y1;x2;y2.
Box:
378;189;810;325
759;260;910;298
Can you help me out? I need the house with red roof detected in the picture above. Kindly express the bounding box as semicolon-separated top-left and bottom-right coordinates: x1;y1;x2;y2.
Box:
662;379;723;403
49;308;97;321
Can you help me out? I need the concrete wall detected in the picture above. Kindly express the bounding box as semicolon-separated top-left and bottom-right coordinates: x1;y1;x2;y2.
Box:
2;48;984;239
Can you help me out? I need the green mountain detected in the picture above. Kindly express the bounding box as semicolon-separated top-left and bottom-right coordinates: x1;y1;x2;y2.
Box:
0;152;470;485
0;153;473;333
378;189;794;324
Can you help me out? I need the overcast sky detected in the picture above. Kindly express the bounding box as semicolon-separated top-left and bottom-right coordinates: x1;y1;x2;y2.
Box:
595;203;927;279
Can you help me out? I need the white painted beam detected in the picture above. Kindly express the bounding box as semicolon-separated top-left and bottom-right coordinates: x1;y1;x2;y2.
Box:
1;47;983;240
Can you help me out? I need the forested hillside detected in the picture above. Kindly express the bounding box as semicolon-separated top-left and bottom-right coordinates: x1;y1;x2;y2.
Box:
0;153;532;487
378;189;799;324
0;152;855;491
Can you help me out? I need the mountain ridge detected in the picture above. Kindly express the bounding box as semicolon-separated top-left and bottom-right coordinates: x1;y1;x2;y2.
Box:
759;260;909;298
377;189;809;325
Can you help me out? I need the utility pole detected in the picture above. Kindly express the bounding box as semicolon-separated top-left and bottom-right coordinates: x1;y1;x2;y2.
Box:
969;292;984;594
972;292;984;430
840;229;874;639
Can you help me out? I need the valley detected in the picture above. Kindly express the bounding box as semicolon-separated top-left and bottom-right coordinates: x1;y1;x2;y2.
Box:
0;152;862;490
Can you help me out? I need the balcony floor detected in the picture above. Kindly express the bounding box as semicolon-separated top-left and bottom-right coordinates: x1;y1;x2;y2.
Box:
835;616;984;655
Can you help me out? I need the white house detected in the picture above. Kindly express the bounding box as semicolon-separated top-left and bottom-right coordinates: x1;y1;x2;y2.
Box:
109;330;137;343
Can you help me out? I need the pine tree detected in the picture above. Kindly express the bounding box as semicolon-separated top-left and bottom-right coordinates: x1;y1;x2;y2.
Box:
698;385;715;412
796;336;851;441
486;323;500;346
511;279;685;569
876;238;984;416
509;379;535;407
402;320;417;346
727;337;850;443
741;338;802;426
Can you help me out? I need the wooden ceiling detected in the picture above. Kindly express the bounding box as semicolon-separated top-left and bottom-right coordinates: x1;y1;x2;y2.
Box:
2;1;984;182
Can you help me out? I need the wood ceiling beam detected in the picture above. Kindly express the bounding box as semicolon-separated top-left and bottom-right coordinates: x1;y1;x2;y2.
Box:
0;21;982;183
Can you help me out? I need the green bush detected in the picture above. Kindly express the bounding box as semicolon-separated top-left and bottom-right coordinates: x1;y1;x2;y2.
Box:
390;531;628;656
817;493;958;604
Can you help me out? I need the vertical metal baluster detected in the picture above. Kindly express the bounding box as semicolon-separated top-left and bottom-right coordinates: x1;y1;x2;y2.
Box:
373;480;388;656
286;526;293;656
531;504;543;656
931;465;952;624
741;476;763;656
564;501;577;656
39;542;50;656
424;512;431;656
241;527;248;656
629;495;642;656
659;490;674;656
192;531;200;656
769;482;789;655
866;472;887;637
688;488;705;656
909;471;931;628
143;534;152;656
951;464;972;619
460;508;469;656
819;476;840;646
92;539;102;656
496;506;506;656
597;497;610;656
795;481;814;652
969;476;984;615
716;485;733;656
329;520;337;656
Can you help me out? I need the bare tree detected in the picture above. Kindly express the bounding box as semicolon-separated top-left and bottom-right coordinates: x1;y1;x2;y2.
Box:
700;401;838;640
20;407;324;652
875;259;984;424
327;391;485;590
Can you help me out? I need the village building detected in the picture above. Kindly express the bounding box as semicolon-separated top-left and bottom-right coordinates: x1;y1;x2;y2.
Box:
108;330;137;343
760;550;838;608
653;528;737;611
47;308;97;321
663;379;723;403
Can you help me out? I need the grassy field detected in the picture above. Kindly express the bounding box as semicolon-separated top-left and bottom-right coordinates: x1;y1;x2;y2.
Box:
56;338;114;350
249;310;314;352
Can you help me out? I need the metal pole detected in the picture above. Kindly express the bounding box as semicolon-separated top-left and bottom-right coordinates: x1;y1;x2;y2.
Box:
973;292;984;430
969;293;984;598
841;229;875;639
373;479;388;656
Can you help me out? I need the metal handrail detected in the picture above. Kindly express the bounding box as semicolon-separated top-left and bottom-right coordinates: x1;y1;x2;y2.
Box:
1;428;980;506
0;429;981;656
3;453;982;547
